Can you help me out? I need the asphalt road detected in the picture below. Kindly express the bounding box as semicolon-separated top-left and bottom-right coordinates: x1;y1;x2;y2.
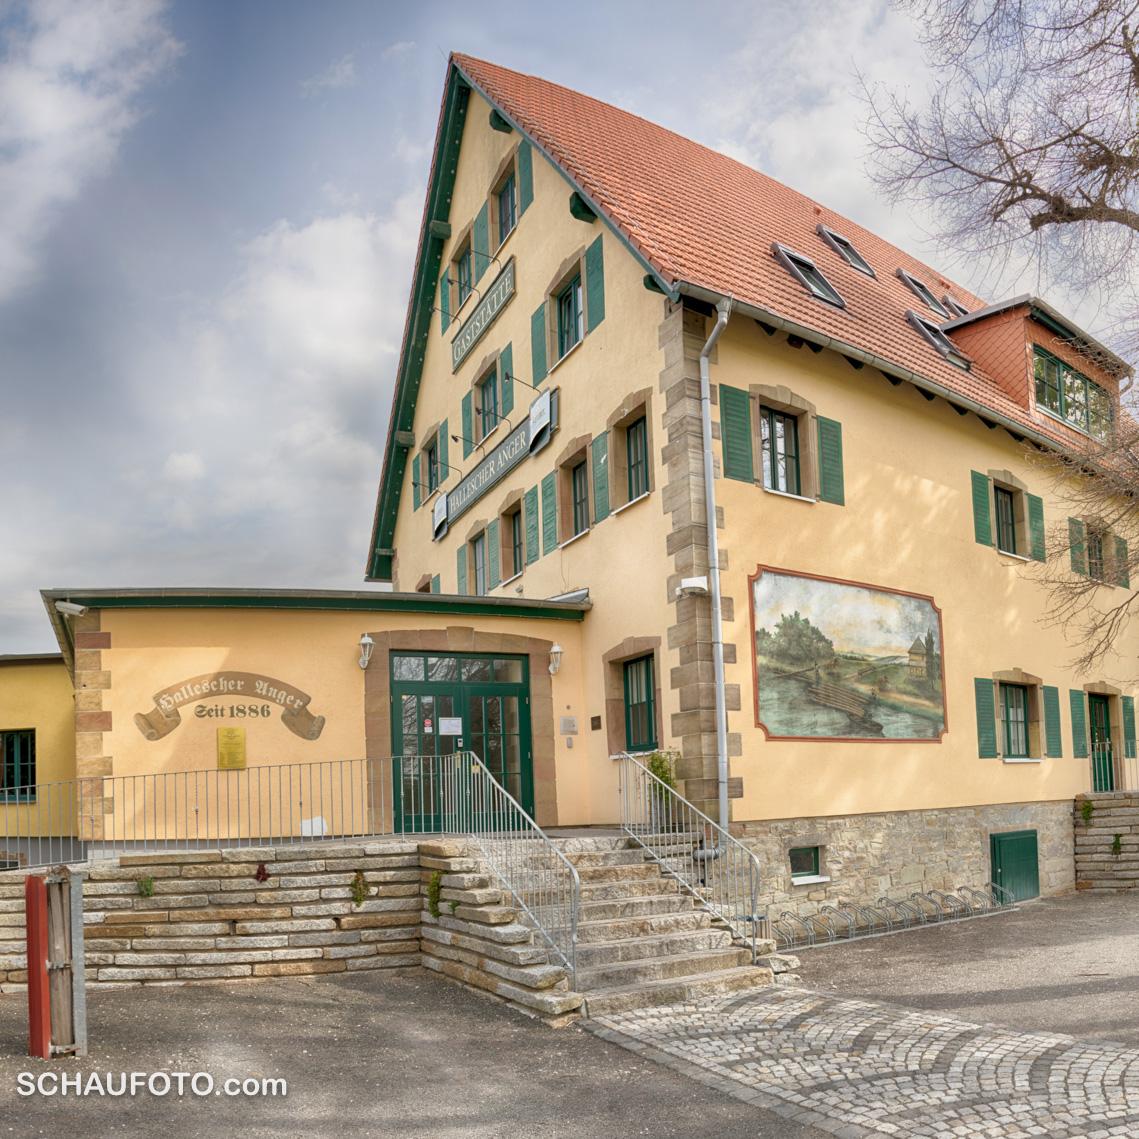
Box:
0;970;827;1138
800;890;1139;1046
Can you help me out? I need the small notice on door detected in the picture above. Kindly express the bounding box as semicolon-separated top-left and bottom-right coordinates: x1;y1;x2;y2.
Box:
217;727;247;770
439;717;463;736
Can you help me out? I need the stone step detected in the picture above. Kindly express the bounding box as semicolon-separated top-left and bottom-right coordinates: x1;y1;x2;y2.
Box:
563;849;646;868
577;946;751;990
582;964;774;1017
573;910;713;942
579;878;681;901
579;894;696;920
547;836;632;854
576;928;732;967
574;863;661;883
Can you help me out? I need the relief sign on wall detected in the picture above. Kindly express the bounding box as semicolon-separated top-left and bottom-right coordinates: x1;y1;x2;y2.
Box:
134;673;326;741
751;568;947;741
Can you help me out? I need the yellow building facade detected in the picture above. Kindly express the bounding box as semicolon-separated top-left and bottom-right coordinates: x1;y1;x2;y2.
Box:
8;55;1136;915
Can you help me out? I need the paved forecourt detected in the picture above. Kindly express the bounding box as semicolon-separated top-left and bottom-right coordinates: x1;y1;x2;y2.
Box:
588;986;1139;1138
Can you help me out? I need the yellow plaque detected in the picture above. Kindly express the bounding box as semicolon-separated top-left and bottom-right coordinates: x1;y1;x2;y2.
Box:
217;727;247;770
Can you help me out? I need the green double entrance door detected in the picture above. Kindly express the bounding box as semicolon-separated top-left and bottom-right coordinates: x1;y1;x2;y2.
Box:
390;652;533;832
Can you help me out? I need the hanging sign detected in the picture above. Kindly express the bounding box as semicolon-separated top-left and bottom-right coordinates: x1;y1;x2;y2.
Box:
432;491;448;539
435;389;559;534
451;258;515;371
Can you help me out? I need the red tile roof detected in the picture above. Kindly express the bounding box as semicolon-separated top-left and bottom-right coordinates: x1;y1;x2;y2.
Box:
452;53;1115;448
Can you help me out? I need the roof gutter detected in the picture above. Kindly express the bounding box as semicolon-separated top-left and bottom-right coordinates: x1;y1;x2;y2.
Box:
698;297;733;837
676;281;1065;452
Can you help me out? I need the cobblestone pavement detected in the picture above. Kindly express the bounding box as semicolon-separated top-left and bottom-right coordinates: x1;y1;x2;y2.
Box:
587;986;1139;1138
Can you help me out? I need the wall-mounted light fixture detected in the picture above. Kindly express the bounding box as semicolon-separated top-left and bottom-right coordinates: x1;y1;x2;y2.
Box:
548;643;563;676
358;633;374;671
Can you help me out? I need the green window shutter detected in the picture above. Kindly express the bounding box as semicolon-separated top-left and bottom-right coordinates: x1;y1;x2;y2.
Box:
1069;517;1087;575
541;472;558;554
1027;494;1045;561
1070;689;1088;758
412;454;421;511
1116;535;1130;587
472;202;490;282
817;417;845;505
518;141;534;213
461;392;474;459
531;304;547;385
970;471;992;546
487;519;501;589
974;678;998;758
430;574;440;594
1043;686;1062;757
1123;695;1137;758
456;546;467;596
592;432;610;521
719;385;754;482
524;486;540;564
438;421;449;482
439;271;450;332
500;342;514;416
585;235;605;332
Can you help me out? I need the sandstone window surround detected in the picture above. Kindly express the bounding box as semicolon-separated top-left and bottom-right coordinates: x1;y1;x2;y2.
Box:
748;383;820;502
970;469;1046;563
601;637;663;757
488;147;521;253
495;488;525;587
606;388;654;512
544;246;588;373
991;669;1045;762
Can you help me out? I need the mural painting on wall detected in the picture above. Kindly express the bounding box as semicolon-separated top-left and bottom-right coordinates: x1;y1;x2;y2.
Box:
134;673;326;741
751;568;947;741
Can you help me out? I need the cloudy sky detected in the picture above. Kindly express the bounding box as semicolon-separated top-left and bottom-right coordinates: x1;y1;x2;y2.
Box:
0;0;1107;653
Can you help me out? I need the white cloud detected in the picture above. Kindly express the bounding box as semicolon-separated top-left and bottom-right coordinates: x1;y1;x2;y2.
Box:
0;0;181;302
382;41;414;59
162;452;205;482
300;52;357;97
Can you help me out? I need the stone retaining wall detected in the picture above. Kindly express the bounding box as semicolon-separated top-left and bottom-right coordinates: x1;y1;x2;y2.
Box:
1074;793;1139;889
0;839;582;1021
737;799;1074;915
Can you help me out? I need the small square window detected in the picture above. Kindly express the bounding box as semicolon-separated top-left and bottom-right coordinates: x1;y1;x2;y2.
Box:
773;244;845;307
557;275;584;358
789;846;820;879
817;224;874;277
898;269;949;318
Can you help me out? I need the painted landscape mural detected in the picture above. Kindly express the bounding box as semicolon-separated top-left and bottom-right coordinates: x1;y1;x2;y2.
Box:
753;570;946;740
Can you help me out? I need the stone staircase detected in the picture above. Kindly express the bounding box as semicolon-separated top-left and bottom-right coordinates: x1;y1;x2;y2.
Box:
554;837;774;1015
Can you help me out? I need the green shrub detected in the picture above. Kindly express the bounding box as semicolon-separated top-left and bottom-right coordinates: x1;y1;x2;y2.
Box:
427;870;443;918
136;877;155;899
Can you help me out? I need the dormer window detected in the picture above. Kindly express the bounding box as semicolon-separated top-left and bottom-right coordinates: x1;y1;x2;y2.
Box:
942;295;970;318
772;244;845;308
898;269;949;318
816;224;874;277
907;311;970;370
1033;347;1112;440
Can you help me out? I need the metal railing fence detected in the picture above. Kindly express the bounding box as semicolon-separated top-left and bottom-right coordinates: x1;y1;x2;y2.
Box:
1091;741;1139;793
616;752;766;960
1;753;580;983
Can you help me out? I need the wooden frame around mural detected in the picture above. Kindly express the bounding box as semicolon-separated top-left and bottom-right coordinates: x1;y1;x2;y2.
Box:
747;565;949;743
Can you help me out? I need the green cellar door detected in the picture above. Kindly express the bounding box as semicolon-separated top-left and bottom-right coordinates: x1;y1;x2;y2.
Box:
990;829;1040;902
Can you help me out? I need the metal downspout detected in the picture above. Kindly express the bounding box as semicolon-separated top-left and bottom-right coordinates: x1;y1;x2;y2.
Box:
698;297;733;837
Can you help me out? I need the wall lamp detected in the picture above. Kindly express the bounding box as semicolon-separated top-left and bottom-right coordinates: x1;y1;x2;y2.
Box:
548;643;563;676
358;633;374;671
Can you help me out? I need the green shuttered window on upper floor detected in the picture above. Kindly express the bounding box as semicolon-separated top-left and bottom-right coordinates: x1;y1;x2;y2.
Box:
487;519;501;590
1124;695;1137;759
439;270;450;333
524;486;540;564
461;391;474;459
541;472;558;555
592;432;610;521
971;473;1045;561
531;303;547;385
719;385;754;482
499;342;514;416
456;544;468;596
816;417;844;505
517;140;534;214
472;202;490;283
585;235;605;332
974;678;998;758
971;471;993;546
412;453;422;511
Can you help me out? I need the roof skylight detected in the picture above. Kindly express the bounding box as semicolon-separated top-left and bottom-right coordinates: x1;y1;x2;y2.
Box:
817;224;875;277
772;243;845;308
907;311;970;370
942;295;970;318
897;269;950;319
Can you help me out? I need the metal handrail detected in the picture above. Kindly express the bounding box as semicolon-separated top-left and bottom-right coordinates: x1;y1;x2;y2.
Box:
616;752;766;961
434;751;580;984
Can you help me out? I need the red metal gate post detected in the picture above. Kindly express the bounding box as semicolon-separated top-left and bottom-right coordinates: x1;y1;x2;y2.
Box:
25;875;50;1060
